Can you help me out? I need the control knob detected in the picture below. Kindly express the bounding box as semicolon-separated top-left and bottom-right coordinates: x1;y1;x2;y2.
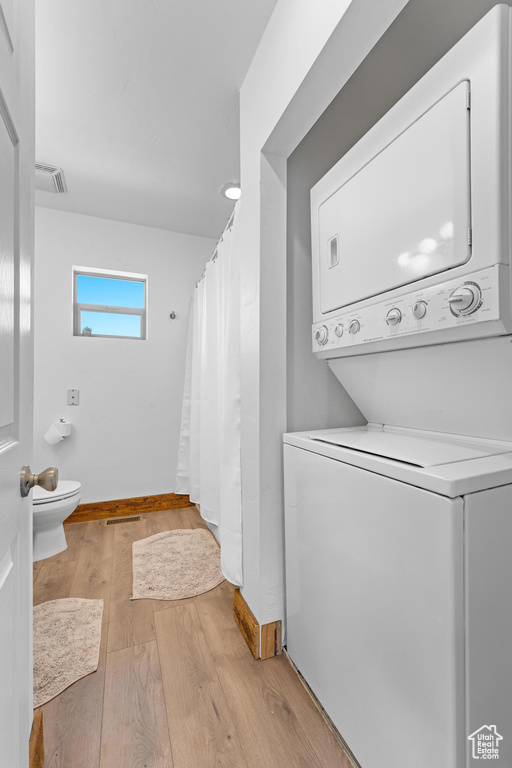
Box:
412;301;427;320
386;308;402;326
315;325;329;345
334;323;344;338
348;320;360;335
448;283;482;316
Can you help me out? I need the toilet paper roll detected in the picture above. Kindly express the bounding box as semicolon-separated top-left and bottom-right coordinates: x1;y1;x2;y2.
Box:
43;419;72;445
56;419;72;437
44;424;64;445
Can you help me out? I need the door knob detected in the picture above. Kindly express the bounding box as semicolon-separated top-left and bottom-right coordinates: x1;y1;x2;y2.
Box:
20;466;58;498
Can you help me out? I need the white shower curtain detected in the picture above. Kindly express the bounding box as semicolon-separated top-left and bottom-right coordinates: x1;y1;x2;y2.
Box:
175;207;242;585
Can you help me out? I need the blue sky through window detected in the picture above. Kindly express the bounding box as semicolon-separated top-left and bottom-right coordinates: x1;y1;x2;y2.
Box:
81;310;141;337
76;275;145;308
76;274;145;337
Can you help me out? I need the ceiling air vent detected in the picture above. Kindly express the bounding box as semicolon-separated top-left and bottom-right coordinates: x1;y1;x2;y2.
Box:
35;162;67;193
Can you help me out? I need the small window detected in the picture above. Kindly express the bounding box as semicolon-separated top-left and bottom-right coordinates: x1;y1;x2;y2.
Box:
73;268;147;339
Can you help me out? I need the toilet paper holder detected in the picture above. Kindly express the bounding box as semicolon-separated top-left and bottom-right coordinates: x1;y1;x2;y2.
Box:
44;418;72;445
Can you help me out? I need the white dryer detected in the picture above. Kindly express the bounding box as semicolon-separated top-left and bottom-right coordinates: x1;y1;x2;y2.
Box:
284;425;512;767
284;6;512;768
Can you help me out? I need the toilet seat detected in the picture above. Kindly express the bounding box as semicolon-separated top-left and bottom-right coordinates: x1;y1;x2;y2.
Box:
33;480;81;505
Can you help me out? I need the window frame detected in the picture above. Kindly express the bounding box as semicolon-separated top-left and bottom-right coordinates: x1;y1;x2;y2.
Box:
73;267;148;340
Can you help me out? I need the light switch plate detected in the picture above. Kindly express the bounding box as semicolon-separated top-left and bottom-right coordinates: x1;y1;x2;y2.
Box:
67;388;79;405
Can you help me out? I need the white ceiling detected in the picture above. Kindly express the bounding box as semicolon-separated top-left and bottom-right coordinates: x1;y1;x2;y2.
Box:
35;0;277;239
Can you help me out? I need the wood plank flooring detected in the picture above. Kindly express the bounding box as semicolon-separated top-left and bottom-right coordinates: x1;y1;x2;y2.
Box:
33;507;353;768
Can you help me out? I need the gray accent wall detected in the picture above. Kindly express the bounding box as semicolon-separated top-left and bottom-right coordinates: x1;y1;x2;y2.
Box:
286;0;507;433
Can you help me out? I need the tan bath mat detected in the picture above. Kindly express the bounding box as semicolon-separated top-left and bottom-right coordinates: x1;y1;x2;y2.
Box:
132;528;224;600
33;598;103;709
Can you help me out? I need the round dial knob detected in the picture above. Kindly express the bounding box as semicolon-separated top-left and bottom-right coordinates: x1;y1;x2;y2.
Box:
412;301;427;320
315;325;329;345
448;283;482;317
334;323;344;338
386;308;402;327
348;320;360;335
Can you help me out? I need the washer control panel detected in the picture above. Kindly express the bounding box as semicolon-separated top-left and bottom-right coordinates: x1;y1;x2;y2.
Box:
312;266;503;352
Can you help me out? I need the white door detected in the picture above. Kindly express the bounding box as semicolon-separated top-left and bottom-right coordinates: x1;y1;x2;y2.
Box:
0;0;35;765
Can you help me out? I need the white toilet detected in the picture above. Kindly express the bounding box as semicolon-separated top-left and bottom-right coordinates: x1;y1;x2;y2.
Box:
32;480;82;562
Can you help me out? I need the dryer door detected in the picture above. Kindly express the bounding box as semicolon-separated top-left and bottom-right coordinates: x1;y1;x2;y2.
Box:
318;81;471;314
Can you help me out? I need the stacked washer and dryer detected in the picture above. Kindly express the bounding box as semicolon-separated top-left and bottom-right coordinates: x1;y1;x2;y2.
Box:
283;7;512;768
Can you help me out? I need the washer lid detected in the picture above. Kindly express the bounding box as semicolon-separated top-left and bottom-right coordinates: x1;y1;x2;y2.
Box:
284;425;512;497
310;427;512;467
33;480;81;504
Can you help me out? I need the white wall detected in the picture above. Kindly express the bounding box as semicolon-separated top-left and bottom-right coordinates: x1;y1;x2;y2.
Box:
33;207;214;504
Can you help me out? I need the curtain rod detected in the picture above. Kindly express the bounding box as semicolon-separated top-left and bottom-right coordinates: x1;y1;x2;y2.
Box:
196;207;236;286
211;206;236;262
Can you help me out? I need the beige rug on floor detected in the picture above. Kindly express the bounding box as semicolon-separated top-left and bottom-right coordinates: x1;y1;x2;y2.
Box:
33;597;103;709
132;528;224;600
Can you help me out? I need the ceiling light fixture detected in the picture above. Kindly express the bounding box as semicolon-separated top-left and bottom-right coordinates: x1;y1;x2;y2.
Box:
220;182;241;201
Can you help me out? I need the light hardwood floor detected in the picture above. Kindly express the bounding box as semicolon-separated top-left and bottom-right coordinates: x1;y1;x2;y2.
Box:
33;507;353;768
